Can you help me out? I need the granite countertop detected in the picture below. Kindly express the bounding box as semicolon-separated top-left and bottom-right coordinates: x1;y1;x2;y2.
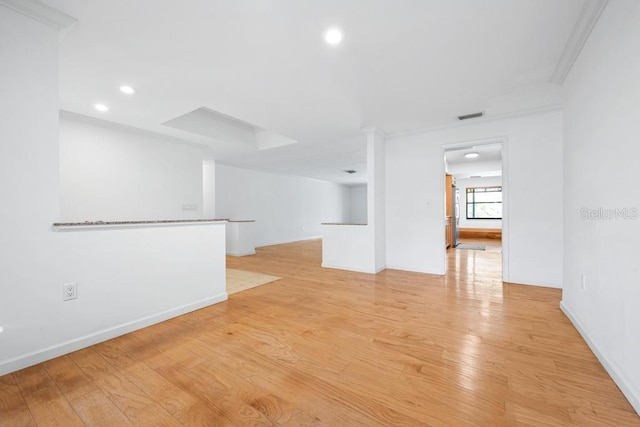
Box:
52;219;228;229
226;219;256;223
321;222;367;226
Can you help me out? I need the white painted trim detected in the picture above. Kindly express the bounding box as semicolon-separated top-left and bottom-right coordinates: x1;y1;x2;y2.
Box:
361;126;387;138
0;0;76;31
0;293;228;376
256;235;322;248
507;279;561;289
385;265;442;275
560;301;640;415
500;137;510;283
226;250;256;256
321;263;384;274
551;0;609;84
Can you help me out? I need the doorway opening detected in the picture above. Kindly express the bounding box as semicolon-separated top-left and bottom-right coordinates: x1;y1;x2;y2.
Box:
443;141;505;282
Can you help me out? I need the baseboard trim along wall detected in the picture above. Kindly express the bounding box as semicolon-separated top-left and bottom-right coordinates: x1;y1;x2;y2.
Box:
257;235;322;248
386;264;445;275
0;293;228;376
507;277;561;289
321;263;385;274
560;301;640;415
227;250;257;256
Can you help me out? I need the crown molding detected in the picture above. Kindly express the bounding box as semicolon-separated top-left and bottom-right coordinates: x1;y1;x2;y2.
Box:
361;126;386;138
551;0;609;84
0;0;76;31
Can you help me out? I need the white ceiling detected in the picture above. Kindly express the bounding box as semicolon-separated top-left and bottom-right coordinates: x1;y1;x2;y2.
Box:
43;0;585;184
445;144;502;178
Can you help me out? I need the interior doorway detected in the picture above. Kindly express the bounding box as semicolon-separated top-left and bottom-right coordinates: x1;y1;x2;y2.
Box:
443;140;505;281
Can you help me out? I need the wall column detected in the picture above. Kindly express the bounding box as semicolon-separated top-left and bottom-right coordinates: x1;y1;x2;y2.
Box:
364;126;386;272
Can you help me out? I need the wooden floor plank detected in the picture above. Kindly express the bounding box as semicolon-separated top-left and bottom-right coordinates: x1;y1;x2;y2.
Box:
0;374;37;427
0;238;638;425
12;365;84;427
43;355;99;402
69;389;134;426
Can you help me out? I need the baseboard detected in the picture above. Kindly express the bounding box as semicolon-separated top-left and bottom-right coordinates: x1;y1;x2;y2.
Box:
560;301;640;415
386;264;444;275
256;235;322;248
505;278;561;289
226;250;256;256
321;262;380;274
375;264;386;274
0;293;228;376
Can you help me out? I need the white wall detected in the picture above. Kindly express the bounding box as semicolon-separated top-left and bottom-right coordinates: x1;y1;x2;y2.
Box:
386;132;447;274
59;113;204;221
386;110;563;288
456;176;503;229
0;6;63;365
2;223;227;375
203;160;216;218
321;131;385;274
349;185;367;224
0;7;226;376
370;130;386;271
215;164;349;247
321;225;373;273
561;1;640;413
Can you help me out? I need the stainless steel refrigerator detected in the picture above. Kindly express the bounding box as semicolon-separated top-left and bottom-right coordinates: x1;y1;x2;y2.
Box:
452;185;460;247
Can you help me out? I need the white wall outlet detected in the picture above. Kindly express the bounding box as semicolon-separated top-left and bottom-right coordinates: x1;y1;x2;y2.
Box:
182;204;198;211
580;274;586;291
63;283;78;301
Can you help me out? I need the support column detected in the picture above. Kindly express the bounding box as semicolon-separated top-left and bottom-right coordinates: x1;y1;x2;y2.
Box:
364;126;386;272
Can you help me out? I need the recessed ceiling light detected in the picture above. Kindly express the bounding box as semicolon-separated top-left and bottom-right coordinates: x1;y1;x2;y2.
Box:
464;152;479;159
94;103;109;112
120;85;135;95
324;28;344;45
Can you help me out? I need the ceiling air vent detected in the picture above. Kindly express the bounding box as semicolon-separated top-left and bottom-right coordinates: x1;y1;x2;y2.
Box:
458;112;484;121
344;169;357;174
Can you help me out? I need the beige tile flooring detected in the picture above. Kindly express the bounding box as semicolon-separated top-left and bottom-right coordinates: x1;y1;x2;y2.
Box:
226;268;281;295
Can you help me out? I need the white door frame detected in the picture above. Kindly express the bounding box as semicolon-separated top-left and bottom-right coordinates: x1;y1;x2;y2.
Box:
442;136;509;283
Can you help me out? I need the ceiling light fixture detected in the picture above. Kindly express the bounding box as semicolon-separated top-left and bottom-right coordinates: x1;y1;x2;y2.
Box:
324;28;344;45
94;103;109;112
120;85;135;95
464;152;479;159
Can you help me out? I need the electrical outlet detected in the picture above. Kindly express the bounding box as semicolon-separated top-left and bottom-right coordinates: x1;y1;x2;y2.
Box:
63;283;78;301
580;274;586;291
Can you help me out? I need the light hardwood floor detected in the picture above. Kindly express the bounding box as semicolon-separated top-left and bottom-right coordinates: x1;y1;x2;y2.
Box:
1;239;638;426
226;268;281;295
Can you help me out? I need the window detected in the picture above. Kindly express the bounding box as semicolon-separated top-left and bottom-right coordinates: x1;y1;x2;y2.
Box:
466;186;502;219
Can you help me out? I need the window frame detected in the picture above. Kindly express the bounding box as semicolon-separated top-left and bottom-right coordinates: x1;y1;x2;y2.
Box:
465;185;503;220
